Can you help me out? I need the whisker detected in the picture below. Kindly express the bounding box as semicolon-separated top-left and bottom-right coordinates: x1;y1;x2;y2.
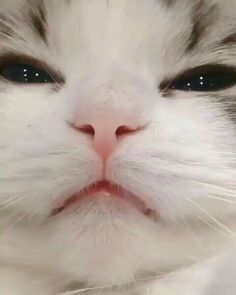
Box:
59;284;113;295
0;195;27;213
3;213;27;233
60;267;205;295
165;196;201;245
0;195;23;205
0;211;21;225
186;197;236;237
59;271;177;295
193;213;233;238
202;195;236;205
192;181;236;197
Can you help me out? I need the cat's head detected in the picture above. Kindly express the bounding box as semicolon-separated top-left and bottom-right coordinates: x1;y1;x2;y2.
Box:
1;0;236;288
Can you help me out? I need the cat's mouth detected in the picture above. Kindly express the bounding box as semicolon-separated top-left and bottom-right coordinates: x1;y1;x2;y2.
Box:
51;180;157;219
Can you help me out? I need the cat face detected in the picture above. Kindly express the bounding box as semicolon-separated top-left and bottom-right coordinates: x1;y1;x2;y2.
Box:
0;0;236;288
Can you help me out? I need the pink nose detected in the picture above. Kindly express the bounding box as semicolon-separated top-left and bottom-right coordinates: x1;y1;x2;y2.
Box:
71;115;139;161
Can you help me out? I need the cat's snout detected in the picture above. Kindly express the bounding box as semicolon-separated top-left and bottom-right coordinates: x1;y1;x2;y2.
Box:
69;111;141;162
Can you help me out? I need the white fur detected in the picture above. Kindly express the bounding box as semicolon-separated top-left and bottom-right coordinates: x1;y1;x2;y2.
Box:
1;0;236;294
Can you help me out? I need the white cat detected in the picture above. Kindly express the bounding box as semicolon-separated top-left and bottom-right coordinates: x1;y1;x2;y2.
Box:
0;0;236;294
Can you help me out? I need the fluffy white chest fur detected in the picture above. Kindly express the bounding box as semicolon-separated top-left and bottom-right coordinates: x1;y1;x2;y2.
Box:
0;0;236;294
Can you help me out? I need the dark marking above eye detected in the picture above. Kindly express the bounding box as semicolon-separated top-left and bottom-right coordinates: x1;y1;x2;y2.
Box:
160;0;176;7
0;14;16;39
29;2;48;44
186;1;219;52
220;33;236;46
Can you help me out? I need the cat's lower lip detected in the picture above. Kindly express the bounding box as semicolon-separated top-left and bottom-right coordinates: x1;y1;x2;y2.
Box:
51;180;156;218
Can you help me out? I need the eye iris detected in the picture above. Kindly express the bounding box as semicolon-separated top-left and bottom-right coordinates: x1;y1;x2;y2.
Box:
0;64;54;83
171;72;236;92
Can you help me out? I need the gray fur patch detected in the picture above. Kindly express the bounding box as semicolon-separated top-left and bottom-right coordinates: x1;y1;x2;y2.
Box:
186;0;219;52
28;1;48;44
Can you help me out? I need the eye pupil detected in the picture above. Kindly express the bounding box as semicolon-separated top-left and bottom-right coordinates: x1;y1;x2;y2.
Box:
0;64;54;84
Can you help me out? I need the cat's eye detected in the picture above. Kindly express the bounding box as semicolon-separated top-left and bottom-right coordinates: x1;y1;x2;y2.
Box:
0;63;55;84
160;65;236;92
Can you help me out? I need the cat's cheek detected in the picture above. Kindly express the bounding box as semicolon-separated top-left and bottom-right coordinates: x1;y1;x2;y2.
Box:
0;87;101;219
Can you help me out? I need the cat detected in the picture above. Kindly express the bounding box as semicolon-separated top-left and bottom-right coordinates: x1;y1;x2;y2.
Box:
0;0;236;294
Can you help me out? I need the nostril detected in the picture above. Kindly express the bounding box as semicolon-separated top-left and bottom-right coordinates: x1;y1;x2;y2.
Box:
115;125;138;137
78;124;95;137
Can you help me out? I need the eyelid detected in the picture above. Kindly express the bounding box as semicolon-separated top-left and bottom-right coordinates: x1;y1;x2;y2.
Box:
159;64;236;91
0;52;65;84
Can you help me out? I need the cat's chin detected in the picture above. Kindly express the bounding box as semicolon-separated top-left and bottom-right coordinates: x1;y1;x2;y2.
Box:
51;180;158;221
47;195;161;288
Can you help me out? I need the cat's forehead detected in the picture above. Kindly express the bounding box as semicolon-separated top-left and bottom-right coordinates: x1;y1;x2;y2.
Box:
1;0;236;73
0;0;235;46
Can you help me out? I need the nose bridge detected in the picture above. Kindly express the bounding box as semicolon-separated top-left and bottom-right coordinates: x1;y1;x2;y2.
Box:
74;84;140;129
